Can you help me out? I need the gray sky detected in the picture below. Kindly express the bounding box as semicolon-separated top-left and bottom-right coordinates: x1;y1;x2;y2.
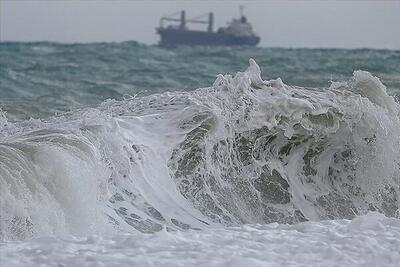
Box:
1;0;399;49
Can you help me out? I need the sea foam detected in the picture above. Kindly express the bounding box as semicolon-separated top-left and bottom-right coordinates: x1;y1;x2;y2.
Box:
1;60;399;241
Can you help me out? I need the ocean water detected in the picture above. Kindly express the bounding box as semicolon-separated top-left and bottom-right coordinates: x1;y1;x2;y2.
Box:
1;42;400;266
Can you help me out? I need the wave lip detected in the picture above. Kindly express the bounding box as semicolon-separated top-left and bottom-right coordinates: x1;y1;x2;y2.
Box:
1;59;399;241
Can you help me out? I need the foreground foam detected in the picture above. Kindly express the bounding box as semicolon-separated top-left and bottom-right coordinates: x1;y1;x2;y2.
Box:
1;213;399;267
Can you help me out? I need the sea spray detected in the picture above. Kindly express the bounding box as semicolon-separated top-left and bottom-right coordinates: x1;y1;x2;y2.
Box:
1;59;399;241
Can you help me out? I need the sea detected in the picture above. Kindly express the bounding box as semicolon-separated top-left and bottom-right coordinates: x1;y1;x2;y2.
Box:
0;41;400;266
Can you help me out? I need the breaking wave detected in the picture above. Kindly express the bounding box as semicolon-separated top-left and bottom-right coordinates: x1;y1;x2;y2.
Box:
1;59;399;241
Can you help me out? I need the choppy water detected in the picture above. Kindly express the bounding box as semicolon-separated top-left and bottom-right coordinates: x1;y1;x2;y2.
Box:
1;42;400;266
1;42;399;121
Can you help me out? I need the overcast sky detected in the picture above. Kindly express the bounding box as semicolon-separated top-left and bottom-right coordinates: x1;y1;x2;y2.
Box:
1;0;399;49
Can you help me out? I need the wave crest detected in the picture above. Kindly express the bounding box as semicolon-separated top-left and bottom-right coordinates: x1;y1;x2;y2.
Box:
1;59;399;240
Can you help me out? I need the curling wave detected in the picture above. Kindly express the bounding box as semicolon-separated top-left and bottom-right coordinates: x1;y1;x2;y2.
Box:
1;59;399;241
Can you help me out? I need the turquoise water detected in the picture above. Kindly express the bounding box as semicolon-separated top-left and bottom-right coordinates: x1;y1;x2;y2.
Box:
1;41;400;244
1;41;399;120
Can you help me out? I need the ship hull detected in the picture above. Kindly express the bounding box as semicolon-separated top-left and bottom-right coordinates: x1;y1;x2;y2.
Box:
157;28;260;46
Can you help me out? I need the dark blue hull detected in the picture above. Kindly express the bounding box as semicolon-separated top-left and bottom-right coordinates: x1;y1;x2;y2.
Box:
157;28;260;46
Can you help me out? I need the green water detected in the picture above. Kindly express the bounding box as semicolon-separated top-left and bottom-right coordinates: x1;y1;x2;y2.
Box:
1;41;399;120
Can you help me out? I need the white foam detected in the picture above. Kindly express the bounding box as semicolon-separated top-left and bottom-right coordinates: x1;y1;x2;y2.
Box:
0;60;399;246
1;213;399;267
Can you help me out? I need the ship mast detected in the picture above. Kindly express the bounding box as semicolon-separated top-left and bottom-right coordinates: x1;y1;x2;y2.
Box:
239;5;245;17
180;11;186;29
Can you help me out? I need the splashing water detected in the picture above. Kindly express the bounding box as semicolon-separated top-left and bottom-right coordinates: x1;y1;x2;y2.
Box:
1;59;399;243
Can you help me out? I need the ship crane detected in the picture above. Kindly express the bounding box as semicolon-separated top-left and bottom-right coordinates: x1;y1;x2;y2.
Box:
159;11;214;32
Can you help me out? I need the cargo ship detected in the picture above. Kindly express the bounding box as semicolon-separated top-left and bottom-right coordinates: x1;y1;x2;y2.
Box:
156;7;260;46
